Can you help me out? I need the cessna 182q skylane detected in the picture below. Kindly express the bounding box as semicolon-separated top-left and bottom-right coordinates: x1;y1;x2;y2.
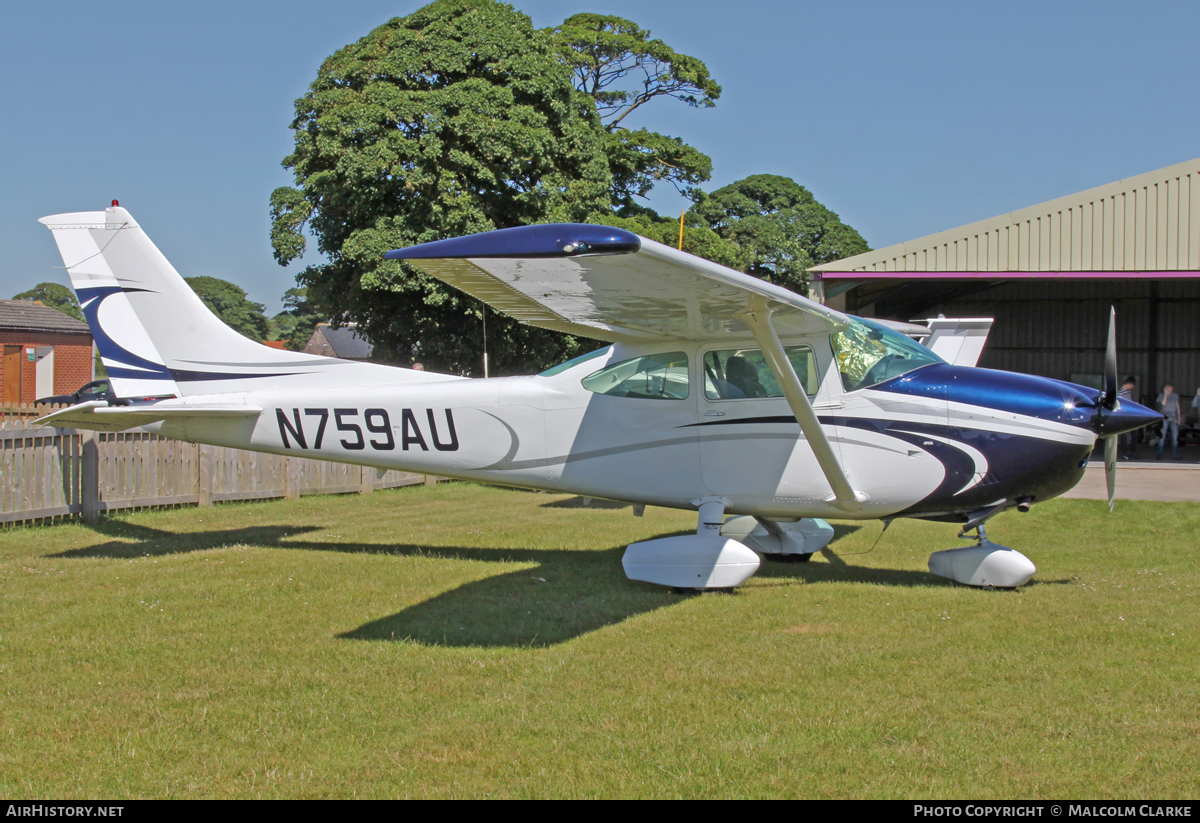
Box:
37;205;1161;590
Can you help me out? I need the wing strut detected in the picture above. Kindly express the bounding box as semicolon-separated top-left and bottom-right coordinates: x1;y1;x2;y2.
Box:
737;297;867;513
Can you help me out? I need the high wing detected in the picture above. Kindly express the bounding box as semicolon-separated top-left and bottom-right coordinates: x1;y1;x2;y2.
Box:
386;224;849;342
389;224;867;510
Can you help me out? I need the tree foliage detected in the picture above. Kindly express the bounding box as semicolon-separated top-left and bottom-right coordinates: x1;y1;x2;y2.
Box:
554;14;720;130
554;14;718;209
592;210;742;270
690;174;870;293
13;282;83;322
184;276;270;342
269;3;870;375
270;0;612;374
603;128;712;211
269;288;323;351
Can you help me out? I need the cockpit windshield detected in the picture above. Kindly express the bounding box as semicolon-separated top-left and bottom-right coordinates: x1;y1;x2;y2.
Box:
831;317;944;392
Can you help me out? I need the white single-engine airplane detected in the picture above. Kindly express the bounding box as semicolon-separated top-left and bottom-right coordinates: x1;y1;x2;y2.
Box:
37;205;1161;590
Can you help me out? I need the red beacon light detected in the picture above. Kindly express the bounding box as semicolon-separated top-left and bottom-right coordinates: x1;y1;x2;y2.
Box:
111;200;119;207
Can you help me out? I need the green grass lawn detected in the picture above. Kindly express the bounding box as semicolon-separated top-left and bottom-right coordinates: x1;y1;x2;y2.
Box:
0;483;1196;798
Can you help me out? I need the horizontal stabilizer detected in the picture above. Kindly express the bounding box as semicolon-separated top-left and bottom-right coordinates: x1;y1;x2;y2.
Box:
36;401;262;432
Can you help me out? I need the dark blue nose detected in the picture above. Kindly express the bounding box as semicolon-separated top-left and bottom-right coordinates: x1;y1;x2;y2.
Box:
1091;397;1164;437
936;365;1101;427
880;364;1166;436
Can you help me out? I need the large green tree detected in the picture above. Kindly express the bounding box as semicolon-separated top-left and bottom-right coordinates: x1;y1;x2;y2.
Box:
592;209;742;270
270;0;613;375
690;174;870;294
13;282;83;322
554;13;719;210
184;276;270;342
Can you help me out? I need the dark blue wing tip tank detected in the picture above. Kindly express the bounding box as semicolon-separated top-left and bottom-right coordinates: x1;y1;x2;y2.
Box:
385;224;642;260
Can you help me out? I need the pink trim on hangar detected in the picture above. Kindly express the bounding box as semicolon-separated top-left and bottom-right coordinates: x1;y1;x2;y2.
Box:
813;270;1200;280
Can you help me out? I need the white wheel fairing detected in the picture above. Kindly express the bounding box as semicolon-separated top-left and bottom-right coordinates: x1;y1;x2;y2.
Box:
623;536;761;589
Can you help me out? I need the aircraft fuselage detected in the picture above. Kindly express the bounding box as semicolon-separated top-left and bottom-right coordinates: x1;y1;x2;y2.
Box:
150;336;1146;522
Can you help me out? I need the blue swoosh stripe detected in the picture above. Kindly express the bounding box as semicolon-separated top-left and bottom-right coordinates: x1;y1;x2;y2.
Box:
77;286;173;380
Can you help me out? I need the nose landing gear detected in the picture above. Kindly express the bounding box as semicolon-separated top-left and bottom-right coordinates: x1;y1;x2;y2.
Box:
929;518;1036;588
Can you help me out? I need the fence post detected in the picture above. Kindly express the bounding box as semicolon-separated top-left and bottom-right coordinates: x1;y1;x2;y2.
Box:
197;444;213;507
359;465;374;495
425;474;439;487
80;430;99;525
285;456;301;500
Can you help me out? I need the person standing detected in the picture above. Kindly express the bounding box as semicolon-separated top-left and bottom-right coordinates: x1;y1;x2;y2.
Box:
1157;383;1182;460
1118;377;1139;459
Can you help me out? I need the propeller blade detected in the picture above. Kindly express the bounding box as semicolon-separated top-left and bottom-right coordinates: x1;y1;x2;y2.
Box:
1104;435;1118;513
1103;306;1118;410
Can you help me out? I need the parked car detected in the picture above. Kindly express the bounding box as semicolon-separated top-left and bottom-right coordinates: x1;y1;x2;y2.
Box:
36;380;120;406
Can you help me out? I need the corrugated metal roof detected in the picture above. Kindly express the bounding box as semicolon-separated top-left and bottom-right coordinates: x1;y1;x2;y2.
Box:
811;158;1200;273
0;300;90;334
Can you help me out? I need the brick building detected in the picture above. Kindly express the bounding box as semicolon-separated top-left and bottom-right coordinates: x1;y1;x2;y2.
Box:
0;300;94;404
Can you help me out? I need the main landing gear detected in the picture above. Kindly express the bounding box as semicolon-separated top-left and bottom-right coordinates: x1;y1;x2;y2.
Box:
620;497;836;590
718;515;834;563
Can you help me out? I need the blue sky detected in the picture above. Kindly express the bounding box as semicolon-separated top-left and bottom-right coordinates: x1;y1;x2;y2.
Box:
3;0;1198;314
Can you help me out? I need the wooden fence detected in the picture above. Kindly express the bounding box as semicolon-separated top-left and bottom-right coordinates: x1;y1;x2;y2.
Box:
0;416;441;525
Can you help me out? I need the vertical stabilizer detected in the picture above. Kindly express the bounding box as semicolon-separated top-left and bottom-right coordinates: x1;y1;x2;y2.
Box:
39;205;456;397
39;209;182;398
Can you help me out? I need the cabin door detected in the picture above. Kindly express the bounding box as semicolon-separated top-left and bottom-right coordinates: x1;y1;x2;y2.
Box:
696;341;841;505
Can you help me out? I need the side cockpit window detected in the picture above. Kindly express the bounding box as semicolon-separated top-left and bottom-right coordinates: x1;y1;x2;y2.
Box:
703;347;818;400
582;352;689;399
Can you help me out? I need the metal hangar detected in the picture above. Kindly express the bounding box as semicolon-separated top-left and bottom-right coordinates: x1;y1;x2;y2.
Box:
809;158;1200;408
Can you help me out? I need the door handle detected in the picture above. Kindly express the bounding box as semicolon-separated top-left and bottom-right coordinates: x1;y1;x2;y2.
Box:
704;410;726;417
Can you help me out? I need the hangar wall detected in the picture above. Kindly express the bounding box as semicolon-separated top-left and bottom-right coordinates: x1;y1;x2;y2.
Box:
811;158;1200;408
917;279;1199;404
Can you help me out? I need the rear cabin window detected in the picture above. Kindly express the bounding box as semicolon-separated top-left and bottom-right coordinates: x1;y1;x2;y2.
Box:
703;347;818;400
539;347;609;377
582;352;690;399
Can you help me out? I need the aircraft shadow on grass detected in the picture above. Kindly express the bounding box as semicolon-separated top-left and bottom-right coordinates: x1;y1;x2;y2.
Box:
48;522;326;559
46;519;1024;647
